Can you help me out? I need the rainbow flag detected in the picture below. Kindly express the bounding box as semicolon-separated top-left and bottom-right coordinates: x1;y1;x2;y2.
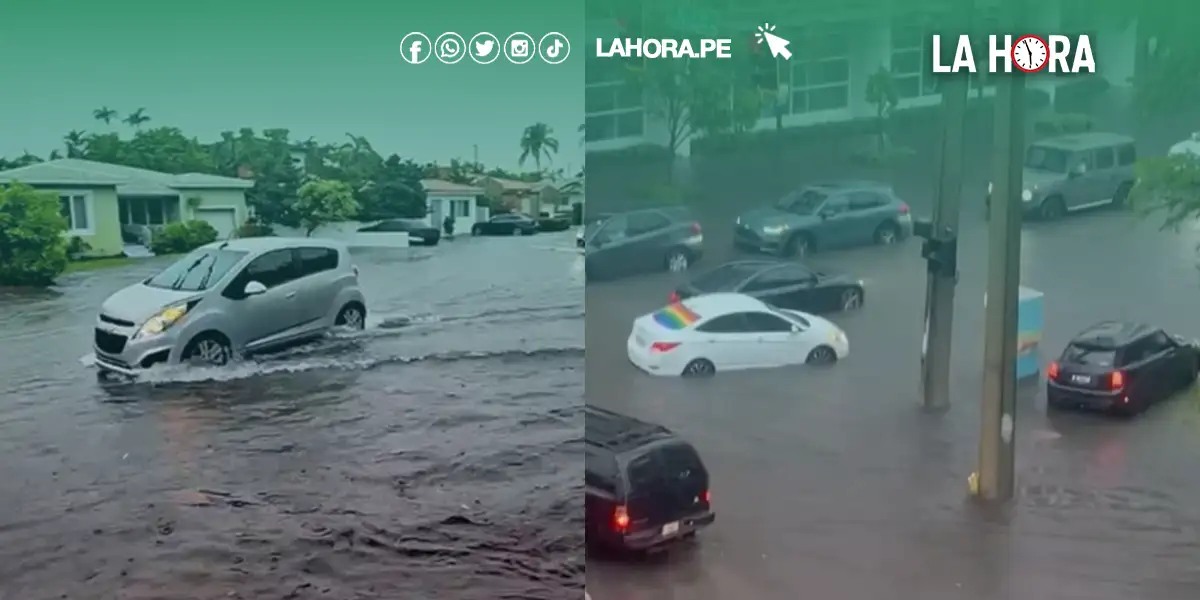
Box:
652;303;701;330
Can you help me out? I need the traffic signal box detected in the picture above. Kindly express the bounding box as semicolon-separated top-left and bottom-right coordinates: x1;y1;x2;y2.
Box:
914;218;957;277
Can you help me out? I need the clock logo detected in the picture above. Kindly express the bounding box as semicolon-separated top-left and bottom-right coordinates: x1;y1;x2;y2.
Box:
1011;34;1049;73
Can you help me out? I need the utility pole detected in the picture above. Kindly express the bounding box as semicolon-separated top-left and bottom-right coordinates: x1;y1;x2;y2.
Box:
775;58;786;191
919;8;971;411
978;47;1026;502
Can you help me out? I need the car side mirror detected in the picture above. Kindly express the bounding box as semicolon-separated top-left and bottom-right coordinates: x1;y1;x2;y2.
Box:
243;281;267;296
791;324;802;333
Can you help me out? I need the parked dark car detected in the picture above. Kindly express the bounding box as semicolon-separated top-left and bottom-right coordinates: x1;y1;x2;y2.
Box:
585;406;714;553
1047;321;1199;416
470;213;539;236
356;219;441;246
584;206;703;281
734;180;913;258
673;260;866;313
537;212;572;232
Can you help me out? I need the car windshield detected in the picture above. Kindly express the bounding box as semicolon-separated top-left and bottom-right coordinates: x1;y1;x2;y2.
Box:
1025;145;1071;172
1062;343;1116;367
143;248;248;291
775;189;827;214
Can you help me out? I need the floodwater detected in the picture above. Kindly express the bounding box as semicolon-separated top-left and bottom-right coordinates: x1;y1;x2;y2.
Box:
586;157;1200;596
0;233;585;600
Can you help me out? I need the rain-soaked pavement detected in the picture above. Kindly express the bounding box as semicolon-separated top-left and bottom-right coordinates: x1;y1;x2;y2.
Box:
0;233;584;600
586;159;1200;595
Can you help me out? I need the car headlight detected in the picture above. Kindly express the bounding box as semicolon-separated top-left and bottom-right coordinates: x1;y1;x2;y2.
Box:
736;216;742;225
762;224;787;235
1021;189;1033;201
134;304;189;339
987;182;993;194
832;330;847;345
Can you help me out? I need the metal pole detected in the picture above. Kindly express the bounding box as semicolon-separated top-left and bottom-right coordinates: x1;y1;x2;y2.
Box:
921;17;970;412
978;59;1026;502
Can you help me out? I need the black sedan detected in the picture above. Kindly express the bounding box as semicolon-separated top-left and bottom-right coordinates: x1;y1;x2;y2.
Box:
471;213;539;236
672;260;865;313
357;219;440;246
1047;321;1199;416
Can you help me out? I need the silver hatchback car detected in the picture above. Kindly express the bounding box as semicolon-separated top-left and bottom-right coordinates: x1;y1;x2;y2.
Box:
93;237;367;377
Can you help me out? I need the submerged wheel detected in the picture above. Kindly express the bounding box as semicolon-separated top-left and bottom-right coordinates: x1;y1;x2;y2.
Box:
805;345;837;365
181;332;232;366
681;358;715;377
335;302;366;330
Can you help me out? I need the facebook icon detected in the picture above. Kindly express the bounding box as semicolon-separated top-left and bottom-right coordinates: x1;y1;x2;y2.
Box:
400;32;431;64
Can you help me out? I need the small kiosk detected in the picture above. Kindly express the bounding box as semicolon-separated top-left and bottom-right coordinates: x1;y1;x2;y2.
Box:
923;286;1044;381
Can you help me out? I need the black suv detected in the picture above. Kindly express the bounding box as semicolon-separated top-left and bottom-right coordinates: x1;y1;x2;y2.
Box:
585;406;714;552
583;206;704;281
1047;321;1199;416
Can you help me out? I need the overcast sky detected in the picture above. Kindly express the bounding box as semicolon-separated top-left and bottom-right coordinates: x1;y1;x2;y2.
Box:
0;0;583;173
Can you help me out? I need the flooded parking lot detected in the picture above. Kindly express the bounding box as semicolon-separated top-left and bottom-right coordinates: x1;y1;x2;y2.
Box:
586;210;1200;599
0;233;585;599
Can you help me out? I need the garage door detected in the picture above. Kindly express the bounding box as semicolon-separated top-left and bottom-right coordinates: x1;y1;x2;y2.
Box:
195;208;237;239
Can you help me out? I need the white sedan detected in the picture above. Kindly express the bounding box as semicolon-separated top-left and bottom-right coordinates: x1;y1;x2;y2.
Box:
626;292;849;377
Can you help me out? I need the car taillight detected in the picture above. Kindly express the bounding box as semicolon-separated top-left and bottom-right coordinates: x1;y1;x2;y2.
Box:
1047;361;1059;380
690;222;701;235
668;291;679;303
1109;370;1124;389
898;202;910;215
702;489;710;504
613;505;630;532
650;341;680;353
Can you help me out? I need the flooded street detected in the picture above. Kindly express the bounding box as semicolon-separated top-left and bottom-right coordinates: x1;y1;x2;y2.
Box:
0;233;585;600
587;151;1200;597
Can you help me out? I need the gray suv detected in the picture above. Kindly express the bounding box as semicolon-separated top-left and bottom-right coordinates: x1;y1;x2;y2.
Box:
734;180;913;258
93;237;367;378
986;132;1137;220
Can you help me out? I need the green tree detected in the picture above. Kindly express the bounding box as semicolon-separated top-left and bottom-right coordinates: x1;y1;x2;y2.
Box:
0;183;69;287
518;123;559;170
1128;153;1200;231
92;106;118;126
357;155;427;220
123;108;151;129
295;179;359;236
64;130;88;158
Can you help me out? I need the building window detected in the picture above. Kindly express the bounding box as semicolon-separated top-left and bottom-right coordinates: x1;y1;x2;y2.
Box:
890;17;941;99
585;78;645;142
788;26;851;114
58;193;91;233
452;199;471;217
119;197;179;226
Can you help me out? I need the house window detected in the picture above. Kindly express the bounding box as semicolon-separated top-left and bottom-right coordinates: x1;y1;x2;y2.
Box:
890;16;946;99
788;25;851;114
452;199;471;217
585;56;645;142
119;197;179;226
58;193;90;233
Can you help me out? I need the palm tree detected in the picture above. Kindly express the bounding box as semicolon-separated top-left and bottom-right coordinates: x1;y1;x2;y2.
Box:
518;123;559;170
92;106;118;125
64;130;88;158
123;108;151;129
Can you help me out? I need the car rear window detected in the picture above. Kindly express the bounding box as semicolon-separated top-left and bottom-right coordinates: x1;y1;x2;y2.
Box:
625;442;706;492
692;264;755;291
651;302;702;330
1062;343;1117;367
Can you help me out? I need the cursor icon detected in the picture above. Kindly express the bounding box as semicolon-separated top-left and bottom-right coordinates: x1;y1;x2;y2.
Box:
755;23;792;60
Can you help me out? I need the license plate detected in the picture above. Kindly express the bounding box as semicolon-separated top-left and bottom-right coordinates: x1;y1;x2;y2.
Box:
661;521;680;536
1070;374;1092;384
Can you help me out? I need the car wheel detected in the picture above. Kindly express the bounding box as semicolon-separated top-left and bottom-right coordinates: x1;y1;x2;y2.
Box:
666;249;690;273
805;345;838;365
471;225;482;236
840;287;863;311
513;227;523;236
682;358;715;377
181;332;232;366
782;234;812;258
873;222;899;245
1040;195;1066;220
335;302;366;330
1112;182;1132;208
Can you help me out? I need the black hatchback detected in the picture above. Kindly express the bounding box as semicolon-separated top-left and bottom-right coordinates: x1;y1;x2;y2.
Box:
585;406;714;552
1047;321;1199;416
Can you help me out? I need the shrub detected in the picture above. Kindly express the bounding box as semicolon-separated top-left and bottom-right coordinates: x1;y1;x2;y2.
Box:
0;183;70;286
151;220;219;255
235;216;275;238
66;236;92;259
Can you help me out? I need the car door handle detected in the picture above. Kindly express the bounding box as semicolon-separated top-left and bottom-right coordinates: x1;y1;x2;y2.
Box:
285;291;297;299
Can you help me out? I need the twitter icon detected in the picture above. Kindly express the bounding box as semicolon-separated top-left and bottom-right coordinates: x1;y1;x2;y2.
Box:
469;32;500;64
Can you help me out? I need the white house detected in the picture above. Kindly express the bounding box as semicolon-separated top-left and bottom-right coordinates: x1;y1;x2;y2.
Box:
420;179;483;228
585;0;1139;156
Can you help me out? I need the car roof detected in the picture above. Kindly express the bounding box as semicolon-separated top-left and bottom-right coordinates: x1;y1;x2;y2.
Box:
809;180;892;192
1035;132;1134;150
585;406;678;456
1071;320;1155;349
200;237;346;253
681;292;771;315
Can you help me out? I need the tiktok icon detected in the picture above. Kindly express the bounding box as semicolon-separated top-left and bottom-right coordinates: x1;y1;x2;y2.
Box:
538;32;571;65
